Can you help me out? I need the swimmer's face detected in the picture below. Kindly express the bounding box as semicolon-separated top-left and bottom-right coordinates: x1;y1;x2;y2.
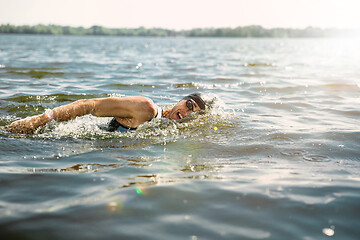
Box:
169;99;201;120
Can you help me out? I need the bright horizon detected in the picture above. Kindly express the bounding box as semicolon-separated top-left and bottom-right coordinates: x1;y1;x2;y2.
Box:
1;0;360;30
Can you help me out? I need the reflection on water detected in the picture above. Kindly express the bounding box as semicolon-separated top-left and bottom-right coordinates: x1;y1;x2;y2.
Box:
0;36;359;239
27;163;128;173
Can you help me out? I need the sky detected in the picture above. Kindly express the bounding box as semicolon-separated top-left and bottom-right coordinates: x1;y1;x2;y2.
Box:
1;0;360;30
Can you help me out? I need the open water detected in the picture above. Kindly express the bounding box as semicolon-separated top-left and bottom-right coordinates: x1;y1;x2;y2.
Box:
0;35;359;240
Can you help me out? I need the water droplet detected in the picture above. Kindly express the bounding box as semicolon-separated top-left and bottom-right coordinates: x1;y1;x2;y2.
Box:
136;62;143;69
322;228;334;236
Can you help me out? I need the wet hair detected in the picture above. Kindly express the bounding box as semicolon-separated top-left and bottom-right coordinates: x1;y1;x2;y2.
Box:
183;93;206;110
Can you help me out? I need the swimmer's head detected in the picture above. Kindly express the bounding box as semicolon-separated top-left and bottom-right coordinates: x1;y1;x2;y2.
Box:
182;93;206;110
164;92;213;120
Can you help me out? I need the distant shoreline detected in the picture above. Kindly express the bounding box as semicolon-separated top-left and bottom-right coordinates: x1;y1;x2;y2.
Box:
0;24;357;38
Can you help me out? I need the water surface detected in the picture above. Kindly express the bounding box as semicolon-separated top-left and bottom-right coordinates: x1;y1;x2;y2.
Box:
0;35;360;239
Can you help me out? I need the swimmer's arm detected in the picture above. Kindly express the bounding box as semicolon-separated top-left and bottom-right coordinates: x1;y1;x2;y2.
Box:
91;96;157;124
5;96;156;133
5;99;96;134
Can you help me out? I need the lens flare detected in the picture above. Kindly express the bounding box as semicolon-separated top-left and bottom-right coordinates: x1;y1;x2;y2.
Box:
136;187;144;195
107;195;127;213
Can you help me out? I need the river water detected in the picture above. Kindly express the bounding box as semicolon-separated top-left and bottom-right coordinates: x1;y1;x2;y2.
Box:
0;35;359;239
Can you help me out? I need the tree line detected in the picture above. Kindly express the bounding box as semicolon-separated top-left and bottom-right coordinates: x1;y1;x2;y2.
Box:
0;24;353;38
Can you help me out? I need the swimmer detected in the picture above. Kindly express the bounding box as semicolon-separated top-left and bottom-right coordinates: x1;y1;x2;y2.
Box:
5;93;207;134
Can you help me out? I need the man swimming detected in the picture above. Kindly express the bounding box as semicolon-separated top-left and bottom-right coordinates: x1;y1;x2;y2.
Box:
5;93;206;134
